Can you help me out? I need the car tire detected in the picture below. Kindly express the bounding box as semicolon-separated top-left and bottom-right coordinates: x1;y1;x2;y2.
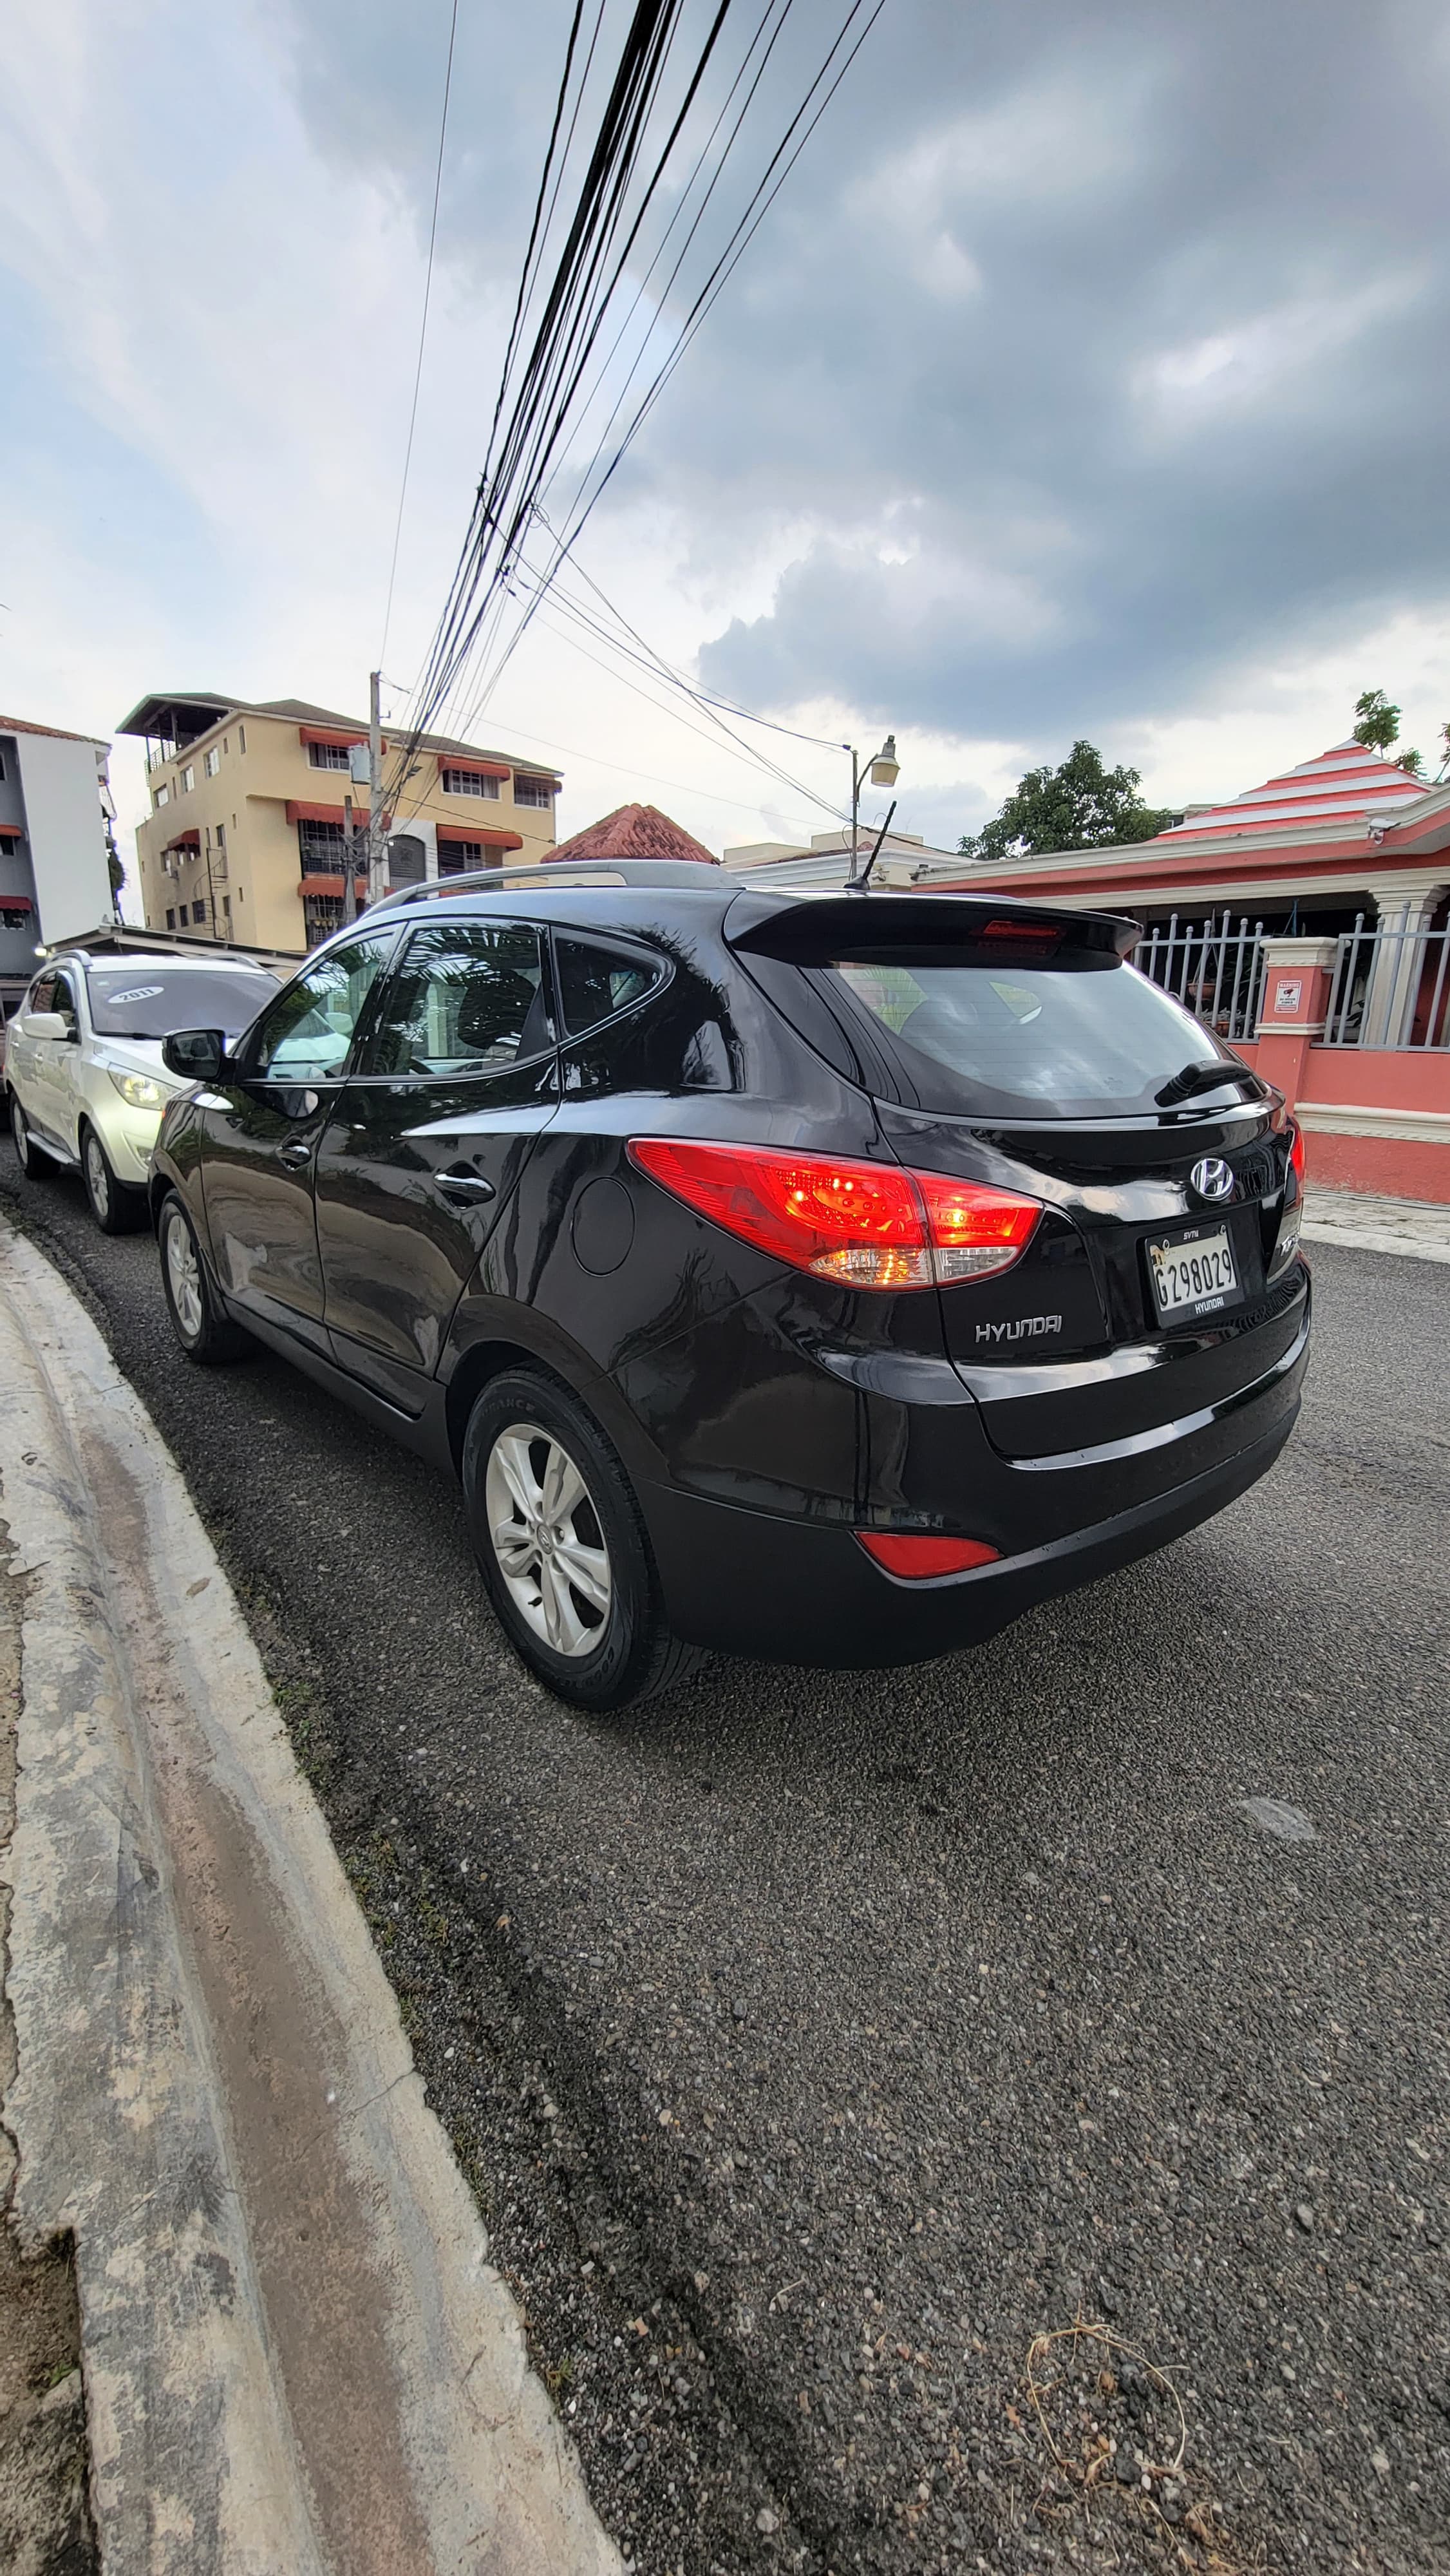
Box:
80;1123;146;1235
462;1368;704;1712
158;1191;252;1365
8;1090;57;1181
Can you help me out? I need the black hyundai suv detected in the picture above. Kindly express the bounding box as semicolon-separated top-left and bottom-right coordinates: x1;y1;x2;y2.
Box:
151;862;1309;1709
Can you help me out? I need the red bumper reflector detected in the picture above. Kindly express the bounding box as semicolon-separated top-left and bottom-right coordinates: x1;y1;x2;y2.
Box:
856;1532;1001;1578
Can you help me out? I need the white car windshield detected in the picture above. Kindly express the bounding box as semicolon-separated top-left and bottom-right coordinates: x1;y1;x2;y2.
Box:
86;968;278;1039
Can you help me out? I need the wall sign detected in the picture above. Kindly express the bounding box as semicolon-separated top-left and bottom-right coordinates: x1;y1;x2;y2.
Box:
1274;977;1304;1014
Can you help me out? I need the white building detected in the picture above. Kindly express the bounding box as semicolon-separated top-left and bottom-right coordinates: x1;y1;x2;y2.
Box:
721;825;965;890
1;716;117;1014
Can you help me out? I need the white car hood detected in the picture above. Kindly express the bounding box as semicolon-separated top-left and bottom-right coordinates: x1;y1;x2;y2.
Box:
91;1034;183;1088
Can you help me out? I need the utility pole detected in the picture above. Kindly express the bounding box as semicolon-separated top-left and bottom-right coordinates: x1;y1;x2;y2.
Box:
367;669;384;906
343;793;357;925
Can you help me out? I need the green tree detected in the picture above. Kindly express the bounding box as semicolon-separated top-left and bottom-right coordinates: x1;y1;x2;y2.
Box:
1351;687;1400;752
958;739;1174;863
1398;747;1425;777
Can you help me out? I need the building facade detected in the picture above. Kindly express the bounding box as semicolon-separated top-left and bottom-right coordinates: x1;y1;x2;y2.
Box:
0;715;117;1016
119;693;561;952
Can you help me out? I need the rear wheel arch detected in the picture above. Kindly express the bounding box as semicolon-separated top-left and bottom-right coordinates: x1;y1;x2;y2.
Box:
443;1321;663;1486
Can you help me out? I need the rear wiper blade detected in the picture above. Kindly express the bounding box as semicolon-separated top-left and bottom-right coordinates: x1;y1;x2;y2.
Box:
1154;1059;1254;1108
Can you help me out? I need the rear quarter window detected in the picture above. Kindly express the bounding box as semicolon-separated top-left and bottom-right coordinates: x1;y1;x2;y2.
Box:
555;936;663;1036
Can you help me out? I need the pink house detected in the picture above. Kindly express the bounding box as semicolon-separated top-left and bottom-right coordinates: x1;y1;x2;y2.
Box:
887;743;1450;1201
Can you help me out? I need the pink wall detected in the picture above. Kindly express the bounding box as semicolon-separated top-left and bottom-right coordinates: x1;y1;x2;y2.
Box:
1306;1132;1450;1202
1227;1040;1449;1202
1297;1050;1450;1112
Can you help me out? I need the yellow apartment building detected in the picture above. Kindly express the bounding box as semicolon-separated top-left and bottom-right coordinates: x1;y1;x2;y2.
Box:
118;692;561;952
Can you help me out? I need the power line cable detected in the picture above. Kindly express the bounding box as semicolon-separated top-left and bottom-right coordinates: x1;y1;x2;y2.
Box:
386;0;884;812
461;0;886;724
380;0;462;668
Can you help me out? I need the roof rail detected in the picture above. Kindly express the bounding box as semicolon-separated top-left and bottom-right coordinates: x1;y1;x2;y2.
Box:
368;857;723;911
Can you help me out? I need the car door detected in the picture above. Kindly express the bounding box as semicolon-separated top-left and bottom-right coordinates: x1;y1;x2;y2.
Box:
314;917;558;1410
8;972;56;1139
44;968;85;1150
197;927;399;1354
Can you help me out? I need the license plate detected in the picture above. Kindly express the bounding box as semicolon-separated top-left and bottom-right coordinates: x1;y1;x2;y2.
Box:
1147;1223;1239;1323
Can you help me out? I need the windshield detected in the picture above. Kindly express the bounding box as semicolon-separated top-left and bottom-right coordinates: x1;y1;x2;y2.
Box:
86;967;278;1040
827;956;1248;1120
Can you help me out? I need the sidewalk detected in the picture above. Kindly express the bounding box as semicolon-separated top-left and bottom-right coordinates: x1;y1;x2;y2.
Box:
1301;1184;1450;1263
0;1218;622;2576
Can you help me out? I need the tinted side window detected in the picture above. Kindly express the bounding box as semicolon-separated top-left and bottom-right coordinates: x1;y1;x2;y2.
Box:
50;973;79;1029
366;924;551;1078
556;936;661;1037
246;932;395;1081
27;975;55;1014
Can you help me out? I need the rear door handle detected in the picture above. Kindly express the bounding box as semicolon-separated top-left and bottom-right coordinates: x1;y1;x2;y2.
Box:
279;1139;314;1168
436;1166;496;1203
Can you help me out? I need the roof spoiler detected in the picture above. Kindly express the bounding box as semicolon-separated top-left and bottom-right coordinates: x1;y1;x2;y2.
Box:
722;889;1142;961
368;857;724;911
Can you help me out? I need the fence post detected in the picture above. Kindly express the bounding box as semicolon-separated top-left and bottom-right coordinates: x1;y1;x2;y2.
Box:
1359;880;1449;1048
1252;937;1338;1133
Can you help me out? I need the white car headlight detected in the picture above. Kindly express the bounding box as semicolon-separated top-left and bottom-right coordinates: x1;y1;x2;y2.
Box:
108;1068;167;1110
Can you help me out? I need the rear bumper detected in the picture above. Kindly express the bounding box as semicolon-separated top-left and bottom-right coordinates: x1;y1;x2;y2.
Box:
641;1312;1307;1667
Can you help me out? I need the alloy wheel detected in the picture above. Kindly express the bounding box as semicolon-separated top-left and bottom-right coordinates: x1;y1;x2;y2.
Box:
84;1132;109;1221
484;1421;613;1657
164;1211;203;1342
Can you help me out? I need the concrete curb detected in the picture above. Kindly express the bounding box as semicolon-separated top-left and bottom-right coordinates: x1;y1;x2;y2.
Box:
0;1218;623;2576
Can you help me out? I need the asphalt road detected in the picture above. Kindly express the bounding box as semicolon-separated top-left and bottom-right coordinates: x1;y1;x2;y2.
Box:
2;1137;1447;2576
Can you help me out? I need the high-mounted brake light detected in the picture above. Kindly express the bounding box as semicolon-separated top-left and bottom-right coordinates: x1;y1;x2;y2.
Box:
626;1139;1040;1289
979;917;1060;943
857;1532;1001;1578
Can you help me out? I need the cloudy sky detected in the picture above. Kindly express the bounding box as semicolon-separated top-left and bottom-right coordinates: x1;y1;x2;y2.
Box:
5;0;1450;893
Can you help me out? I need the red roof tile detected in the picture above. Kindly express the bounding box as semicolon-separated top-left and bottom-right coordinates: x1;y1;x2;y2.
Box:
547;802;718;866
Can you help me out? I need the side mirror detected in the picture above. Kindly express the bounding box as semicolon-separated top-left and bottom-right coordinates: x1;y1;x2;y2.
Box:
162;1027;227;1081
22;1010;72;1042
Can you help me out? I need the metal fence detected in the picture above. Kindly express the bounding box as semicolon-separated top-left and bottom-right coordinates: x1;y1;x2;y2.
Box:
1135;913;1267;1043
1323;915;1450;1050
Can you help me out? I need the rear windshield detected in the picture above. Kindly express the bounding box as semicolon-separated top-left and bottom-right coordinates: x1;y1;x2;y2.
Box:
826;956;1245;1119
86;967;278;1039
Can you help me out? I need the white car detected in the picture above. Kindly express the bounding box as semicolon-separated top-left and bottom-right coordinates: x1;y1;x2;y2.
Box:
5;950;279;1232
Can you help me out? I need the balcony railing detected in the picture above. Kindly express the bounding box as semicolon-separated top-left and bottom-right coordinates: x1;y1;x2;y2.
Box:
1323;916;1450;1050
1135;911;1267;1043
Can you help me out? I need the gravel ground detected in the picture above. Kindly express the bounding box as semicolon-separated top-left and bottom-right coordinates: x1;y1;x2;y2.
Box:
1;1135;1447;2576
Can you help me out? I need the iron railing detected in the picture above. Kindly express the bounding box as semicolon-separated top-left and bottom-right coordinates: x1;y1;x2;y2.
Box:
1135;912;1266;1043
1323;915;1450;1050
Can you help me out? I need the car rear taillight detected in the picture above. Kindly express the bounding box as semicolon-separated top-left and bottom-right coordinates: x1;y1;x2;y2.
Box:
857;1532;1001;1577
1288;1117;1306;1188
626;1140;1040;1289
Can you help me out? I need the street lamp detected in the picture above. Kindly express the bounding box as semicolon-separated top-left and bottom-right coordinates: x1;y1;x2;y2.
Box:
847;734;899;879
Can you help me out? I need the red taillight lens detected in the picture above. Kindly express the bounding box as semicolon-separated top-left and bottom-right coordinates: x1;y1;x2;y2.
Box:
857;1532;1001;1578
627;1140;1040;1289
1288;1117;1306;1186
913;1168;1042;1283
